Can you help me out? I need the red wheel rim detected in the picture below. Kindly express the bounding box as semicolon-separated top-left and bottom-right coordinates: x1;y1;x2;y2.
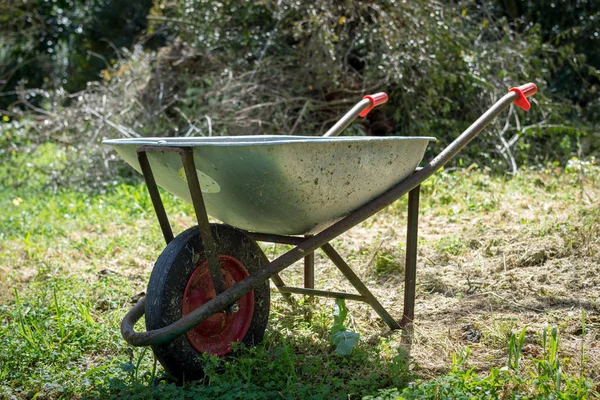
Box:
182;255;254;356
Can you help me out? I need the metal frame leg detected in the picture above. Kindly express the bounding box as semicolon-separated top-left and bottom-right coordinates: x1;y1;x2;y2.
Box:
401;185;420;327
136;146;225;296
137;151;174;245
304;235;315;289
180;149;226;296
321;243;401;330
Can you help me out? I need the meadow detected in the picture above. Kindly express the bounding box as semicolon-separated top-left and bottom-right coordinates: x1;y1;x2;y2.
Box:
1;157;598;399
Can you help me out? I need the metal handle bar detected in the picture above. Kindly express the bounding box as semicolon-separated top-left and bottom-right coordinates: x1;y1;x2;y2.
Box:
323;92;388;137
323;83;537;137
121;84;537;346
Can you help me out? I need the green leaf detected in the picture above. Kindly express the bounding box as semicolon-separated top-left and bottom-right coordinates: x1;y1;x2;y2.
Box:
331;298;348;336
331;331;360;356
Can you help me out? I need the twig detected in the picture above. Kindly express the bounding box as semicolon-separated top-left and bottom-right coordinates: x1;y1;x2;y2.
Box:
495;105;518;175
173;107;202;137
146;15;202;28
183;121;201;137
100;38;125;62
446;163;479;192
204;115;213;137
84;106;140;138
173;106;192;126
289;101;310;135
498;135;518;175
365;236;391;271
16;90;57;117
86;51;111;70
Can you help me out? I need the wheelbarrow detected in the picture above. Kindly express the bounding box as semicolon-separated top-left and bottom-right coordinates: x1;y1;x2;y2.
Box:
103;83;537;380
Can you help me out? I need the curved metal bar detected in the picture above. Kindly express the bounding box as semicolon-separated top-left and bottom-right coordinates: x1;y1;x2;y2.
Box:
323;98;372;137
121;91;522;346
121;296;146;342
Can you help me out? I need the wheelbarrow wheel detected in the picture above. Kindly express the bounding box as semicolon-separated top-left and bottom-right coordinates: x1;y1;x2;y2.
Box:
145;224;270;381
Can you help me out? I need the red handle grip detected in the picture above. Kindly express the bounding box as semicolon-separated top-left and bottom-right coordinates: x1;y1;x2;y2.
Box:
516;83;537;97
359;92;389;117
509;83;537;111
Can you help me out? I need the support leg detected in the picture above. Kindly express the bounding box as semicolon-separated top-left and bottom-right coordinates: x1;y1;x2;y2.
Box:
269;273;296;306
257;250;295;306
304;235;315;289
303;235;315;316
401;185;420;327
180;149;226;296
321;243;401;330
137;151;174;245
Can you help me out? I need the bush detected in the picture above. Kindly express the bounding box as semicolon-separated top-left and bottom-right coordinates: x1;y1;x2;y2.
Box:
1;0;598;190
150;0;597;169
0;0;154;110
0;47;153;191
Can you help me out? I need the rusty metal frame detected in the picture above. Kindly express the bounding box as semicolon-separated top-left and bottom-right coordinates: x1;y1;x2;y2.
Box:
304;235;315;295
401;185;420;327
134;145;405;330
121;91;520;347
137;146;225;296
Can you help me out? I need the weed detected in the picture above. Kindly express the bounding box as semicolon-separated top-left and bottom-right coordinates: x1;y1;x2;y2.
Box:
365;326;597;399
533;326;563;396
373;250;404;276
331;298;360;356
436;235;467;256
507;327;527;371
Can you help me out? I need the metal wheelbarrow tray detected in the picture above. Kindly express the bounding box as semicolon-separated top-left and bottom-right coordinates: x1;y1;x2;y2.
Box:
105;84;538;380
105;135;434;235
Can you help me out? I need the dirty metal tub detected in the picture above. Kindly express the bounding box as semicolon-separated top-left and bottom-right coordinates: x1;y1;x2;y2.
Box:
104;135;435;235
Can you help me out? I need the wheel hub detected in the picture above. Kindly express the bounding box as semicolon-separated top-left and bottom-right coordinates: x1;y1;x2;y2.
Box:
182;255;254;356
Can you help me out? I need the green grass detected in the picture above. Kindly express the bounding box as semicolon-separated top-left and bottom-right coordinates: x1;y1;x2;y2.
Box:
435;235;467;257
0;265;411;398
367;326;595;400
1;275;136;398
373;248;405;276
0;182;414;399
1;156;599;398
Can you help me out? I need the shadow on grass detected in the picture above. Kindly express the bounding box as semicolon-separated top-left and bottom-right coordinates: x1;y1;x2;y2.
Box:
420;292;597;322
86;304;415;400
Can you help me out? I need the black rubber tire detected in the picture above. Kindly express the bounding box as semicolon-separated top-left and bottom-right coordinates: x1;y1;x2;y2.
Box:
145;224;270;381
